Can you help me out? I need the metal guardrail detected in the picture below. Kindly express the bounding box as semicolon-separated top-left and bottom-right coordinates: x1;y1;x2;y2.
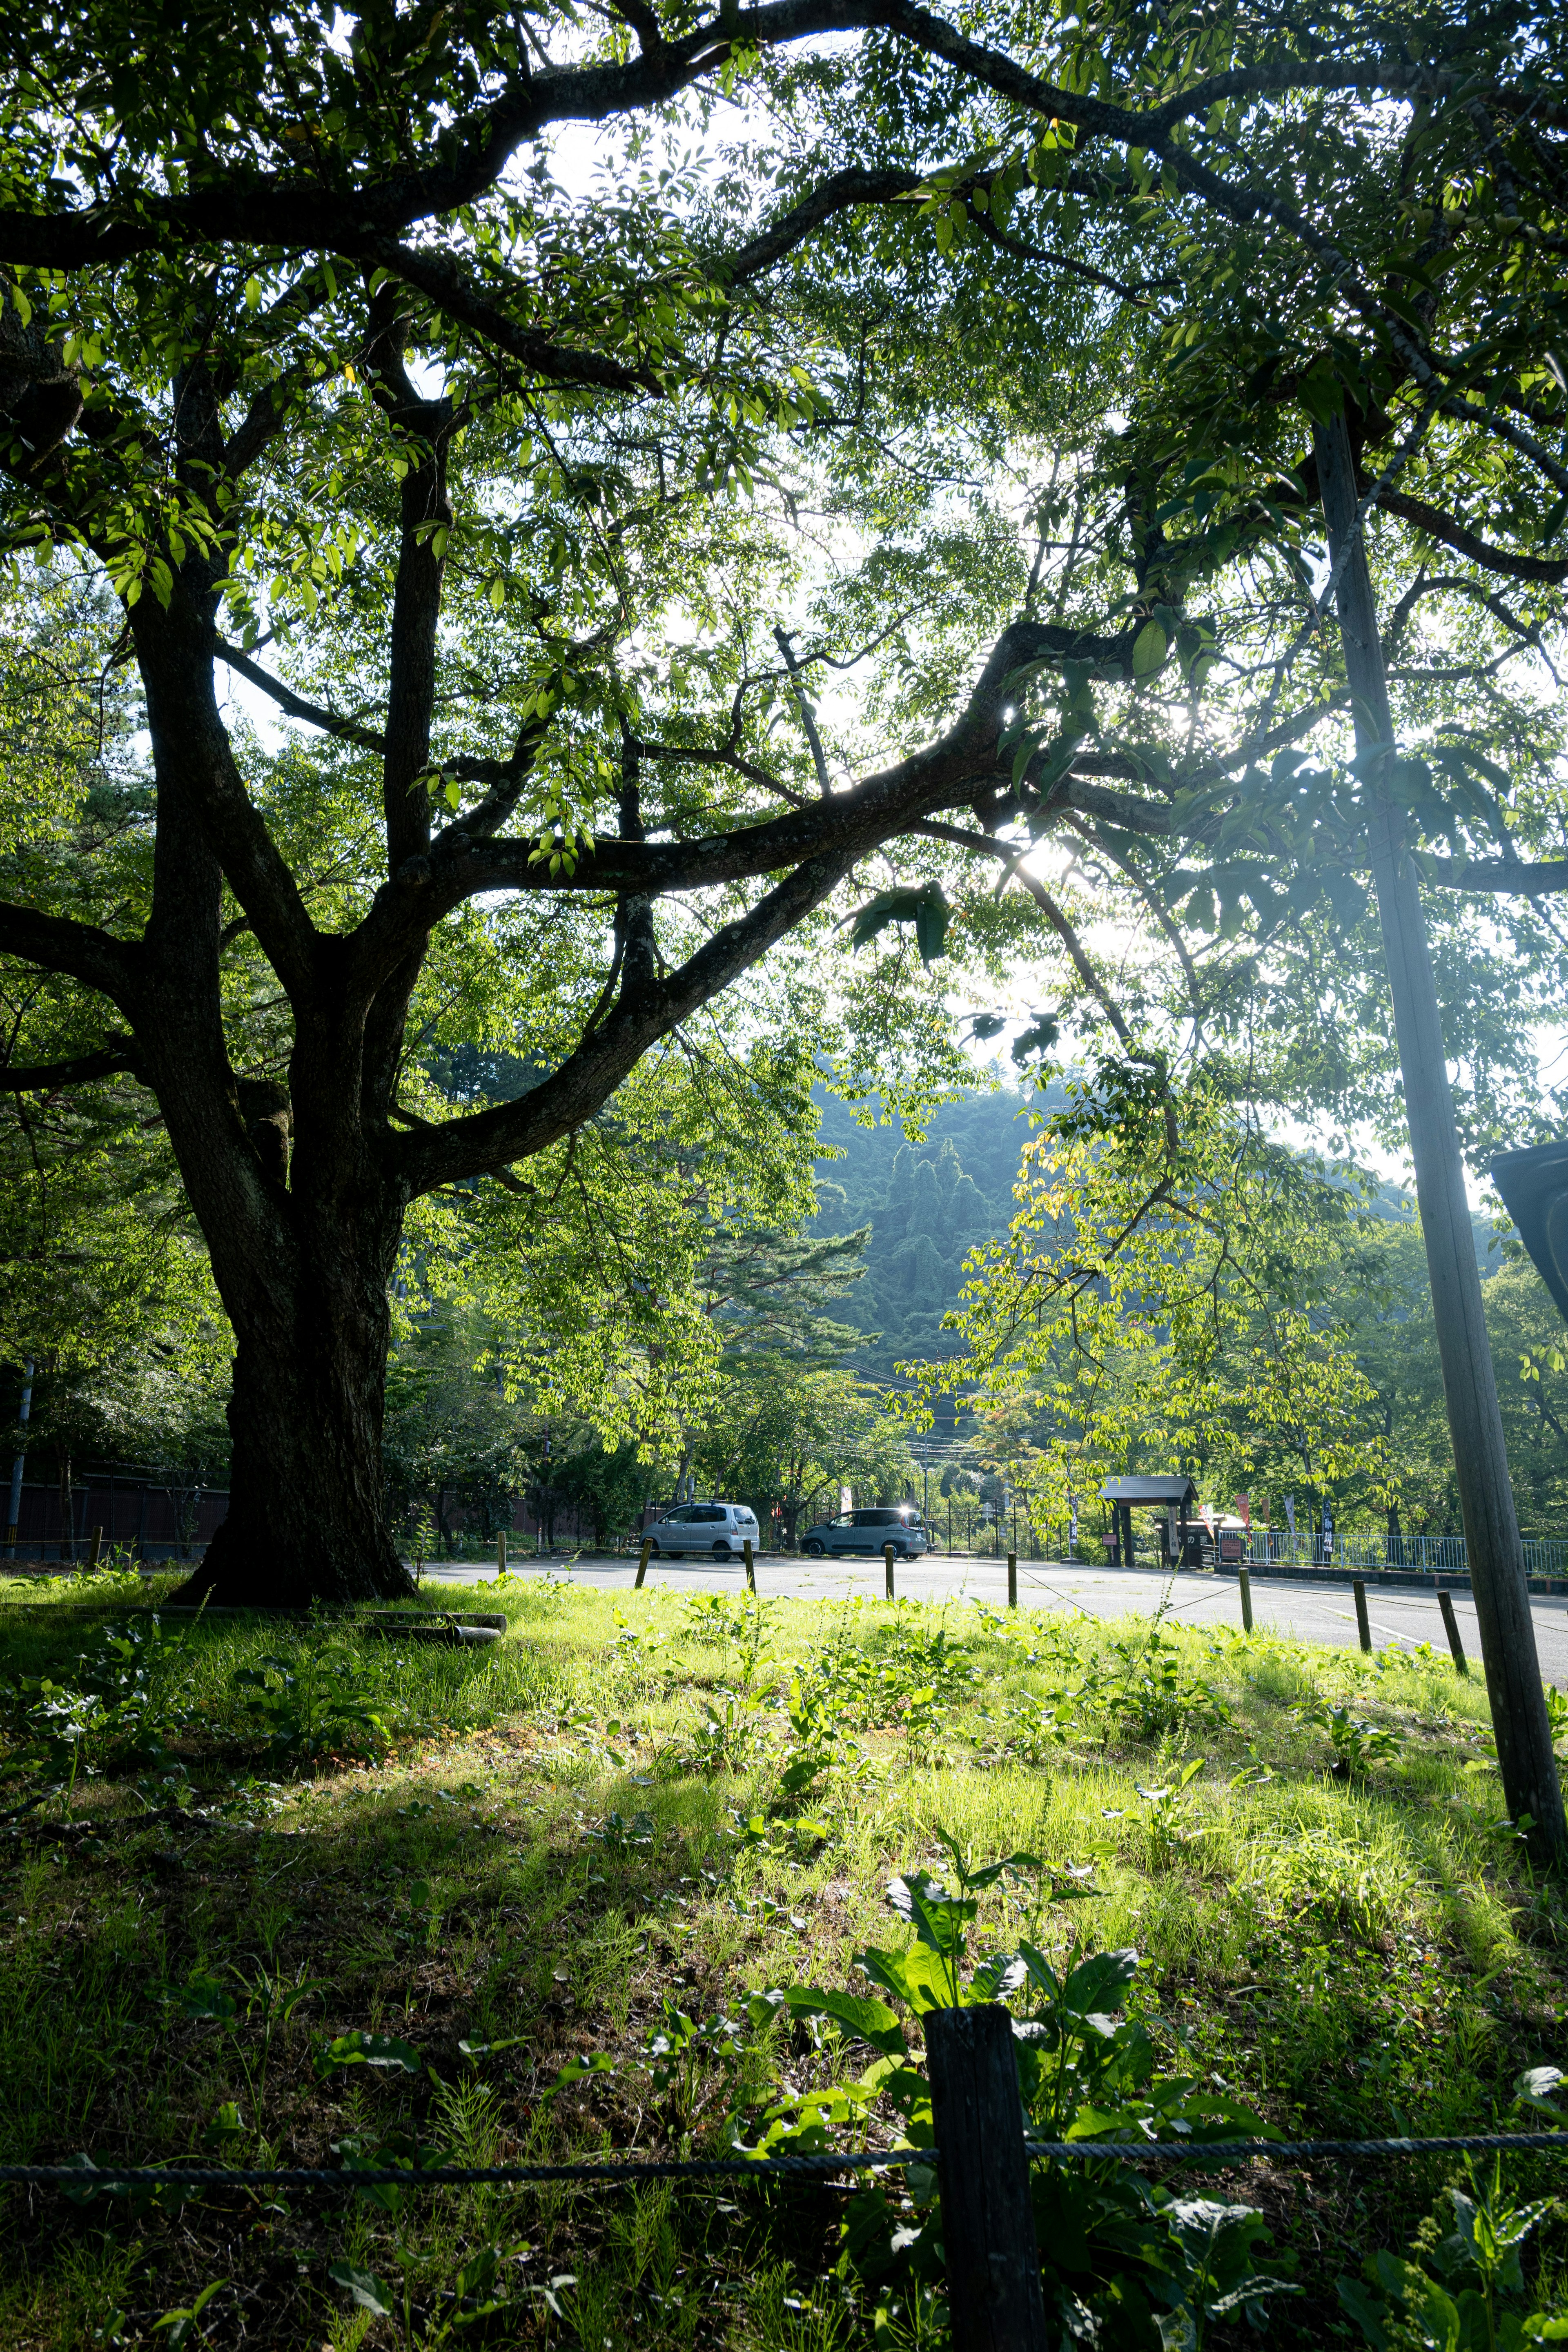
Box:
1237;1531;1568;1577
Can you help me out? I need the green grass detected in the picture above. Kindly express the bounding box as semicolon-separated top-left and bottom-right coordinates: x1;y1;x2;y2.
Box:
0;1572;1564;2349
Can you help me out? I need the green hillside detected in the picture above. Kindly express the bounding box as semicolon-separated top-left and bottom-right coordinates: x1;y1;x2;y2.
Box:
810;1081;1047;1383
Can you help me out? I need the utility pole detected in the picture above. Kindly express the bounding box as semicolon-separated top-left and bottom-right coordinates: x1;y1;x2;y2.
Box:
1316;411;1565;1858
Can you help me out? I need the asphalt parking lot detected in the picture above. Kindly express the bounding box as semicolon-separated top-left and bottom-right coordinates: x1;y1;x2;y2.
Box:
423;1550;1568;1683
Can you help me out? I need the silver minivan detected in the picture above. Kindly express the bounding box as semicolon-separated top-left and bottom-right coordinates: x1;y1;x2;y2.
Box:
800;1505;930;1559
644;1501;760;1561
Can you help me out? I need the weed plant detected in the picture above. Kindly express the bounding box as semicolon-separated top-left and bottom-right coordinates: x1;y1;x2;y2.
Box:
0;1579;1564;2347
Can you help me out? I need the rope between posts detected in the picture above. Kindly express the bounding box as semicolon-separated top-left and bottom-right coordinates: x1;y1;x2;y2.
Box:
0;2150;931;2191
1024;2132;1568;2163
8;2130;1568;2194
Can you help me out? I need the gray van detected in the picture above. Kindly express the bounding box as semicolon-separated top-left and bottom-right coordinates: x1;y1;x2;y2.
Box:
800;1505;929;1559
644;1502;760;1561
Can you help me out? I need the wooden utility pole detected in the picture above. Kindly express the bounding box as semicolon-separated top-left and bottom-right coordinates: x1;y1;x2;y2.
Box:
1316;412;1565;1856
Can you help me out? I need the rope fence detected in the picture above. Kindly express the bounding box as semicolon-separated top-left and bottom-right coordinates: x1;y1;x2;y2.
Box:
9;2127;1568;2196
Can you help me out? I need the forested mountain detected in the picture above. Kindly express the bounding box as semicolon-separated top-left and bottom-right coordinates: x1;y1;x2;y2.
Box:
810;1082;1051;1382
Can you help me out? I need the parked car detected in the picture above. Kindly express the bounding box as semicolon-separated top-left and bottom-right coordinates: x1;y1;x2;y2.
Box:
800;1505;930;1559
644;1502;760;1560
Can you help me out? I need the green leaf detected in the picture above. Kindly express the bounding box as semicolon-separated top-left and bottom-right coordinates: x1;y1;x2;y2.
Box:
200;2101;245;2148
329;2263;393;2318
1131;619;1168;679
847;883;949;966
858;1942;960;2014
1011;1016;1059;1064
1061;1947;1140;2018
153;2278;227;2348
913;893;948;965
166;1974;237;2023
541;2050;615;2098
1516;2064;1566;2114
315;2029;422;2076
778;1987;908;2057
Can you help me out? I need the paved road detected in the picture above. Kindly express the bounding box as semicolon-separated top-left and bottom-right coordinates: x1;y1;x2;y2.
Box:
423;1552;1568;1684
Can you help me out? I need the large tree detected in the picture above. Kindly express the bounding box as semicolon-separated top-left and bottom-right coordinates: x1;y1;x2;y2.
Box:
2;0;1566;1688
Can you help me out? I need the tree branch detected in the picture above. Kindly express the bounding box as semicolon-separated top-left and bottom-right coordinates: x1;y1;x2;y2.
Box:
134;600;321;1003
1422;856;1568;894
395;838;860;1193
773;625;832;795
721;167;923;282
0;903;139;1007
0;1042;141;1091
217;640;387;751
969;206;1177;302
361;237;660;393
1380;491;1568;584
345;610;1140;987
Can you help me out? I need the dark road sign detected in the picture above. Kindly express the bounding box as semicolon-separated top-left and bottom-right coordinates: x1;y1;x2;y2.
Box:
1492;1140;1568;1325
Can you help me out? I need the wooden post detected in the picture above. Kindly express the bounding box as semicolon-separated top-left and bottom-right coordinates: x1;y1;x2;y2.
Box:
1316;411;1565;1856
1238;1566;1253;1634
634;1536;652;1589
496;1528;507;1575
1352;1577;1372;1655
87;1524;103;1571
1438;1588;1470;1677
743;1537;757;1595
925;2003;1048;2352
1007;1550;1017;1609
884;1541;895;1601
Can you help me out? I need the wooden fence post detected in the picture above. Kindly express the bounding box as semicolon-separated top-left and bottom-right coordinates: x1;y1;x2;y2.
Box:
1438;1588;1469;1677
496;1529;507;1576
1007;1550;1018;1608
743;1537;757;1595
925;2003;1048;2352
884;1541;895;1601
1352;1578;1372;1655
634;1537;652;1590
87;1524;103;1571
1238;1566;1253;1634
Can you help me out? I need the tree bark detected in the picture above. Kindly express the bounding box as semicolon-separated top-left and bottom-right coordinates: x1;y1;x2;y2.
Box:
185;1233;412;1607
1315;410;1566;1858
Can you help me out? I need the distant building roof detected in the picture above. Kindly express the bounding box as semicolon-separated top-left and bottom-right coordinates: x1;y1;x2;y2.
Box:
1100;1475;1198;1505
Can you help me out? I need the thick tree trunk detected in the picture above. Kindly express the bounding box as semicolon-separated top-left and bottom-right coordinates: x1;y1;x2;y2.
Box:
127;584;421;1611
1316;412;1566;1858
177;1218;414;1608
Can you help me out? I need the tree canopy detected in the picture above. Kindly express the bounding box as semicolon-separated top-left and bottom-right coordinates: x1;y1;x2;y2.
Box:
1;0;1565;1608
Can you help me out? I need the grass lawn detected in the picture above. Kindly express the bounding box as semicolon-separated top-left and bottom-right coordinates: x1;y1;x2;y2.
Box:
1;1569;1565;2350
